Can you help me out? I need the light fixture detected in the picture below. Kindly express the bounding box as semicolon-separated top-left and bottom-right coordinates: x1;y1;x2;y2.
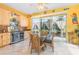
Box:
29;3;48;11
37;3;48;10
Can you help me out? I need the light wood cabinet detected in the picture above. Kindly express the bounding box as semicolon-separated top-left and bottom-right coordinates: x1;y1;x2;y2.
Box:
0;33;11;47
0;8;10;26
0;8;3;25
0;34;3;47
2;11;10;26
2;33;11;46
68;32;79;45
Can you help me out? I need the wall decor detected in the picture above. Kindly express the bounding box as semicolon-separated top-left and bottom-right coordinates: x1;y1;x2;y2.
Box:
44;11;47;14
72;13;78;24
52;10;55;12
64;8;69;10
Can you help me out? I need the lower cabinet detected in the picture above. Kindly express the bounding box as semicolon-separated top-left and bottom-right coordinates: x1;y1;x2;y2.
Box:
0;34;3;47
2;33;11;46
0;33;11;47
68;32;79;45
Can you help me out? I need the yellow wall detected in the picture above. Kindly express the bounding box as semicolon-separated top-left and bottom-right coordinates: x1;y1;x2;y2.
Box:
31;4;79;44
66;4;79;44
66;4;79;32
31;4;79;31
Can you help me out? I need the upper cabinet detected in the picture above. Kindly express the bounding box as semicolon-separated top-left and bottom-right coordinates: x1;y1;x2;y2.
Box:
20;15;28;27
0;8;10;26
0;8;3;25
0;7;28;28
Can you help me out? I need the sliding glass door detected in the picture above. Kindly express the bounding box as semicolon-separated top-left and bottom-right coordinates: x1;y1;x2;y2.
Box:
32;14;67;38
51;14;67;37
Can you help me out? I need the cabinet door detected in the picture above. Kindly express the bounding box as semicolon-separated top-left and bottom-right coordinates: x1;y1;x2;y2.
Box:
6;33;11;44
0;9;3;25
0;34;3;47
2;33;7;46
2;11;10;25
20;16;27;27
2;33;11;46
0;8;10;26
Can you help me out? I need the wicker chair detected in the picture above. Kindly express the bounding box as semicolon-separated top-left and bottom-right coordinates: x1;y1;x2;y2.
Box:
30;34;45;54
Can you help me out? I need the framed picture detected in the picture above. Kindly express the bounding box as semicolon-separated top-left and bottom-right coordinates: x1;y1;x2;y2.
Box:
72;13;78;24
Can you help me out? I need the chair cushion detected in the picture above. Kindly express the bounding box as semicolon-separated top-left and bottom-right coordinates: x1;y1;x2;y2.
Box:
44;39;52;43
43;33;53;43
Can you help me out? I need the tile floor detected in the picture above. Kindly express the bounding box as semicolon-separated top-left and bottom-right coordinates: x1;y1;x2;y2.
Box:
0;33;79;55
32;37;79;55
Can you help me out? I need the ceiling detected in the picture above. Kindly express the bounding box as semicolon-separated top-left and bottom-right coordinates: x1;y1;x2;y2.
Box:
5;3;77;14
